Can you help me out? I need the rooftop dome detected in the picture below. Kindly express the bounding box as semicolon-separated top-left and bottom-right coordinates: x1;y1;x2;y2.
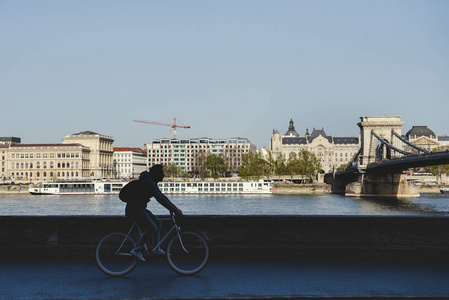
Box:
406;126;436;139
284;119;299;137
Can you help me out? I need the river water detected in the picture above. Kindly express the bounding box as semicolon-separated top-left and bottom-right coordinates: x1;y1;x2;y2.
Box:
1;193;449;216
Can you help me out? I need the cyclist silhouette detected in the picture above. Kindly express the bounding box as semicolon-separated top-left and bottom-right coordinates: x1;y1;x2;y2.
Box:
125;164;183;261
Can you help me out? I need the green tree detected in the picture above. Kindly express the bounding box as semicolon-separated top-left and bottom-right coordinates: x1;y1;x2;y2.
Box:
238;151;266;180
274;153;288;176
204;154;228;179
286;152;301;181
265;151;276;178
164;163;185;178
297;149;321;182
192;149;207;179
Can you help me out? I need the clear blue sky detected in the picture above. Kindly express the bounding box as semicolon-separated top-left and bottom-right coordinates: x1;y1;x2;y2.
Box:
1;0;448;149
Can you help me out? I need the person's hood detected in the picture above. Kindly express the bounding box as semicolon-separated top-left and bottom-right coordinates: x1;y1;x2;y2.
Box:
139;171;152;183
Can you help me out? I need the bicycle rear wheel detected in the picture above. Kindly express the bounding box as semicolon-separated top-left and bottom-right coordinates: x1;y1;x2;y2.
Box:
95;232;138;276
166;231;209;275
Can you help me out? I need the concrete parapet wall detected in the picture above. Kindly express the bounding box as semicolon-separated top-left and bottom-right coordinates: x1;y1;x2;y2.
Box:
1;216;449;260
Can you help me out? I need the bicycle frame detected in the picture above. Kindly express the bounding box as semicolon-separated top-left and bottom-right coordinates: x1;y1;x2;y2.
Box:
117;214;188;256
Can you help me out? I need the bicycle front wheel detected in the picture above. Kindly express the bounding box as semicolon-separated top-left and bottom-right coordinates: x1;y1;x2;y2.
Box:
166;231;209;275
95;232;138;277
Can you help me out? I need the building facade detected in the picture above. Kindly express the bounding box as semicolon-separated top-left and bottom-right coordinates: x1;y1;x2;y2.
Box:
145;137;256;174
113;147;147;179
405;126;449;152
1;144;8;179
7;143;91;181
63;131;114;178
270;119;360;173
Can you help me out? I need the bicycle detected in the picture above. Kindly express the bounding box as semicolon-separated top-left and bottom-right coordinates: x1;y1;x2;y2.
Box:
95;214;209;276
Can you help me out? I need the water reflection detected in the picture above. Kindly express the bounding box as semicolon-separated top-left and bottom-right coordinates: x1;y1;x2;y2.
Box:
0;193;448;216
354;196;448;216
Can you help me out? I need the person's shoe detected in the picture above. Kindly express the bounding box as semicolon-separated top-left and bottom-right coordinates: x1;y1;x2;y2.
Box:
153;248;165;256
130;249;146;262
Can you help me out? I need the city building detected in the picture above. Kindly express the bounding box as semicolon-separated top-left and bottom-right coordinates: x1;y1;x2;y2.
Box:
405;126;449;152
0;137;21;145
145;137;256;174
1;144;8;179
7;143;91;181
270;119;360;173
3;131;115;182
63;131;114;178
113;147;147;179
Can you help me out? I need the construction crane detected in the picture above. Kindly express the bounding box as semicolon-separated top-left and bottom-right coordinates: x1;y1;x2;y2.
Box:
133;118;191;139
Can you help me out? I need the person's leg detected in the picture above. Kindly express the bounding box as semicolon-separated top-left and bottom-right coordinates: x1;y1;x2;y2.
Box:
147;210;161;247
133;210;158;252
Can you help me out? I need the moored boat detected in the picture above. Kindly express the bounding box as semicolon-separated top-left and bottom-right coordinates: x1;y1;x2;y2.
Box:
29;178;273;195
29;178;127;195
440;187;449;194
157;179;272;194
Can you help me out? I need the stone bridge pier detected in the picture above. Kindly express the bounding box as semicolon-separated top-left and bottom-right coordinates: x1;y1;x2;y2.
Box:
331;116;420;198
345;173;420;198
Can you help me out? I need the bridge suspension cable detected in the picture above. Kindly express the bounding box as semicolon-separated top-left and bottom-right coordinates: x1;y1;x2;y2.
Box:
391;130;430;154
371;130;416;157
345;148;361;170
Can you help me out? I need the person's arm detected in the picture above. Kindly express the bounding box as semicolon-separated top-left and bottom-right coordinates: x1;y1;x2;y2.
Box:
151;181;183;216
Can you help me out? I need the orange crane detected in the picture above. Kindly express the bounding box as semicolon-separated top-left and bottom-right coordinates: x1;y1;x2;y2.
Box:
133;118;191;139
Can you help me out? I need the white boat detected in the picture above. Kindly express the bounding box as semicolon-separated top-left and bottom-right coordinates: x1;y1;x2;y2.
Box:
29;179;127;195
29;178;273;195
440;187;449;194
157;180;273;194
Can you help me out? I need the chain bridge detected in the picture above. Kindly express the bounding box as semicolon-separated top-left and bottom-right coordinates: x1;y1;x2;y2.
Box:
329;116;449;198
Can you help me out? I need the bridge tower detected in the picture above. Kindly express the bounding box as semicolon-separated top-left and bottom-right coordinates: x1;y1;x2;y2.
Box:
357;116;405;167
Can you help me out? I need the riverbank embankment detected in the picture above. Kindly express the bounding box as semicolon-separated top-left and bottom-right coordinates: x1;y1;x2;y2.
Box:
0;184;29;195
273;183;448;195
273;183;331;194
